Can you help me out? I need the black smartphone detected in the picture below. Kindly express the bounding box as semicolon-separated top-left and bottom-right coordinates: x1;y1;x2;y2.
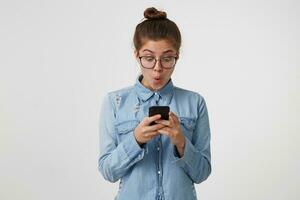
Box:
149;106;170;125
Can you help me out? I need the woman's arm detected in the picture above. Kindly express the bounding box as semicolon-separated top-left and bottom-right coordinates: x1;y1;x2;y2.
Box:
172;96;212;184
97;94;145;183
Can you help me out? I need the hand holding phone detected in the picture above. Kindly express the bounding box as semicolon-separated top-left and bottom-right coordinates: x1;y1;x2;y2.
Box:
133;113;165;146
133;106;170;146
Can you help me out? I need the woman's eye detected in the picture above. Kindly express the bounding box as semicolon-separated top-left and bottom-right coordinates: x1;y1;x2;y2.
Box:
145;57;154;61
162;57;172;62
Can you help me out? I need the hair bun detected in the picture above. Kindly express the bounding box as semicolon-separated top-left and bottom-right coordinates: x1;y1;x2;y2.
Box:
144;7;167;20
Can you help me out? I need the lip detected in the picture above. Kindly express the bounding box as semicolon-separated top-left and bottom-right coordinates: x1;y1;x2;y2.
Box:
153;77;162;84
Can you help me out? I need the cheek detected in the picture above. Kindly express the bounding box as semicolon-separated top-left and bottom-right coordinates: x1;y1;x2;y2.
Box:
139;67;146;75
164;69;174;78
140;68;153;83
140;68;150;77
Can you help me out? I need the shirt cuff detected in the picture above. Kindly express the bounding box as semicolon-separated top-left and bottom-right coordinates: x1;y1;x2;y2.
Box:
120;131;145;162
172;136;196;168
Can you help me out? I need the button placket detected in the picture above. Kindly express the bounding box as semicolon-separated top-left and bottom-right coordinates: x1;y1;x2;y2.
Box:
153;92;164;199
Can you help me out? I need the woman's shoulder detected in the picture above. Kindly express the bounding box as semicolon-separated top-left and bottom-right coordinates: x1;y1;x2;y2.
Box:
104;85;135;105
107;86;134;96
173;86;206;102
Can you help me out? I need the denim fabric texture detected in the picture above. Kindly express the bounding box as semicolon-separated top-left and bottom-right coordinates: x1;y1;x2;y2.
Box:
98;75;211;200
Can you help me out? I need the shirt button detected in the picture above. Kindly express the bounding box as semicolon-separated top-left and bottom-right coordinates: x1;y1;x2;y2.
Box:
158;171;161;175
157;147;160;151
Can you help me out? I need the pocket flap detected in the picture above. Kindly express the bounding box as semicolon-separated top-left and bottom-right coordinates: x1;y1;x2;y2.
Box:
115;120;139;134
179;117;196;132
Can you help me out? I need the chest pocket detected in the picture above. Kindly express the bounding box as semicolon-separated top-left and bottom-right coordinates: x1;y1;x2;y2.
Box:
179;117;196;141
115;119;139;144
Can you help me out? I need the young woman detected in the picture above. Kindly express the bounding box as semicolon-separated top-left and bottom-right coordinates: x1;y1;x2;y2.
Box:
98;7;211;200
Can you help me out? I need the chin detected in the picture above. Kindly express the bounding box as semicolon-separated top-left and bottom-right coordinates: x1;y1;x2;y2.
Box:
152;83;165;91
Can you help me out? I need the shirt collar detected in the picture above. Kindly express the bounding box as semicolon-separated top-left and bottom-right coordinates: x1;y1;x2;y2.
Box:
134;75;174;104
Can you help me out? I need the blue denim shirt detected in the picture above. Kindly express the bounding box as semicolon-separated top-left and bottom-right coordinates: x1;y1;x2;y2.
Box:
98;75;211;200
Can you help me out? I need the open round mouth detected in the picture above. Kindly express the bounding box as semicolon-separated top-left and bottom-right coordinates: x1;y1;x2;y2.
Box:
153;77;162;83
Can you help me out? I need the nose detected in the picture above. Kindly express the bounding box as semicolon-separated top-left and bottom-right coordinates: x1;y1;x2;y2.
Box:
153;59;163;72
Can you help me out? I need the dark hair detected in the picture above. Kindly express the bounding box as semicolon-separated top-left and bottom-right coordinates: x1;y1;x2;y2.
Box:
133;7;182;53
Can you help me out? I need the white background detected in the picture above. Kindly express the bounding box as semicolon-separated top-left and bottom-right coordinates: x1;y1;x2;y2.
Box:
0;0;299;199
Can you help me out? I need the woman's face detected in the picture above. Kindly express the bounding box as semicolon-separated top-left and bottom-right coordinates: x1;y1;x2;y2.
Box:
135;39;178;91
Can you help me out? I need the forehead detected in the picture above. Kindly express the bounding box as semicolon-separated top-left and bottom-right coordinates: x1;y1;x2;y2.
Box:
139;39;176;54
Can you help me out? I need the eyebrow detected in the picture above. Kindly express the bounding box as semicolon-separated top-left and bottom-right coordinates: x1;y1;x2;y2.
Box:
142;49;175;54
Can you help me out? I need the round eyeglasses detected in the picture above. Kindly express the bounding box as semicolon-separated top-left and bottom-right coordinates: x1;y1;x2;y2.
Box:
138;55;178;69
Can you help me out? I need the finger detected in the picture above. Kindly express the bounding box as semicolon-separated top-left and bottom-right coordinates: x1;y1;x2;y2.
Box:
148;114;162;124
144;131;160;138
158;128;172;137
142;114;161;126
169;111;180;124
144;123;165;132
154;119;171;127
168;113;175;127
